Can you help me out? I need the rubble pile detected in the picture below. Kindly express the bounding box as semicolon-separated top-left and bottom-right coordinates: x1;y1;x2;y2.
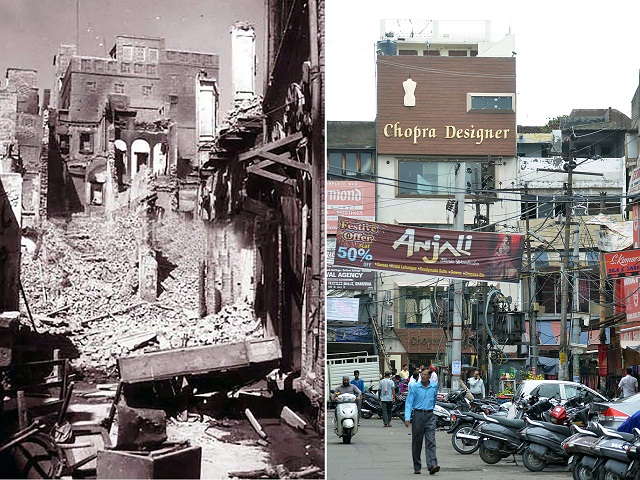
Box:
19;212;261;376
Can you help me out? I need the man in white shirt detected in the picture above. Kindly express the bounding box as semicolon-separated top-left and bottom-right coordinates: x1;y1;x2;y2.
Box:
618;368;638;398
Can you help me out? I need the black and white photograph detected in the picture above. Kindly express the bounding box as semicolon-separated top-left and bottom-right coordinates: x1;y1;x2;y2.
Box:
0;0;325;478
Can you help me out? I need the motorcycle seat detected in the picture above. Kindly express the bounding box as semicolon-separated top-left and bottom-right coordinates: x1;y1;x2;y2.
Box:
436;401;456;410
616;431;636;442
536;422;571;436
492;417;526;429
461;411;485;421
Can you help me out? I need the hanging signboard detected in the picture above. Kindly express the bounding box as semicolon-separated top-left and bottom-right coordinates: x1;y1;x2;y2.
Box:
604;249;640;277
327;267;375;290
326;180;376;234
623;276;640;322
334;216;525;283
326;297;361;322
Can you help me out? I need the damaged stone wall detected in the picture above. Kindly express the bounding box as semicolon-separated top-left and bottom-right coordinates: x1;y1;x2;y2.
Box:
18;203;262;376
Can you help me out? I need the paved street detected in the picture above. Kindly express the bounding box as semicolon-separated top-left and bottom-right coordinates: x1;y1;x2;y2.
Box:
326;411;572;479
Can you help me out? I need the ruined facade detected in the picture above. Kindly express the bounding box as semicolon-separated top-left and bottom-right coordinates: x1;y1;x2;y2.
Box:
48;35;219;215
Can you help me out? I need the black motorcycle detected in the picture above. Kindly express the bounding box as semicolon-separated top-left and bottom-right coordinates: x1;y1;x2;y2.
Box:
519;401;592;472
447;409;485;454
475;394;553;464
361;388;407;421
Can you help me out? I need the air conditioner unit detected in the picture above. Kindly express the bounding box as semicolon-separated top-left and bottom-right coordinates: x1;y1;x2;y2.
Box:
385;313;394;328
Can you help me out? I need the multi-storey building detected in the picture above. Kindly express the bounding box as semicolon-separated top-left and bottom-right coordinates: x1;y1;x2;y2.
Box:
49;35;219;213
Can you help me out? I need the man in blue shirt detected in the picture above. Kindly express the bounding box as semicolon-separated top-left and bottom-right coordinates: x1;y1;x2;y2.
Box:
405;366;439;475
351;370;365;392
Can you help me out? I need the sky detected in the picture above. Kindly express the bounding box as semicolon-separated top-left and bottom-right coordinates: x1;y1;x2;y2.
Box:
0;0;265;115
326;0;640;126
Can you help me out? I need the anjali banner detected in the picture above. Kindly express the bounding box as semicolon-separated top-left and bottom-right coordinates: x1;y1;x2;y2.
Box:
334;216;525;283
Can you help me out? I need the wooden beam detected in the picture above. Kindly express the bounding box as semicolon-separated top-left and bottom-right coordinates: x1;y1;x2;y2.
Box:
258;151;312;173
117;337;281;383
238;131;304;162
246;165;289;184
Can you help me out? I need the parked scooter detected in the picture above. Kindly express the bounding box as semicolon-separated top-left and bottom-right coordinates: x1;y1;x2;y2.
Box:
561;424;602;480
623;428;640;480
519;395;592;471
475;394;553;464
333;392;359;444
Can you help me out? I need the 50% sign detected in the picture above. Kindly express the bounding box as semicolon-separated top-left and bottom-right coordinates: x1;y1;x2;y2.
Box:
336;246;373;263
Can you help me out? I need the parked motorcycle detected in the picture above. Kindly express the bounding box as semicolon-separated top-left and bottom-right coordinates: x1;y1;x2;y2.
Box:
361;387;407;421
448;409;485;454
476;394;553;464
333;392;359;444
562;424;602;480
623;428;640;480
519;395;592;471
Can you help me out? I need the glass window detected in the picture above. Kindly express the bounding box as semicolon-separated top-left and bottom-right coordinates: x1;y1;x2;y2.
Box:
345;153;357;176
397;159;486;196
538;384;560;400
80;133;93;154
142;85;152;96
120;63;131;73
398;286;442;329
327;150;375;179
81;58;91;71
148;48;159;63
114;83;125;94
135;46;145;62
122;45;133;62
468;93;515;113
86;81;97;92
134;63;144;74
147;64;157;76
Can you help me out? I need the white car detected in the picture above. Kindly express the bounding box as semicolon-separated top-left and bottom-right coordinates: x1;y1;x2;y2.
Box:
506;380;607;418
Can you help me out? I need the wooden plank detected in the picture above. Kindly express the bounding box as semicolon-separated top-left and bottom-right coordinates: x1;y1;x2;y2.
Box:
246;165;289;184
258;151;312;173
117;338;281;384
238;131;304;161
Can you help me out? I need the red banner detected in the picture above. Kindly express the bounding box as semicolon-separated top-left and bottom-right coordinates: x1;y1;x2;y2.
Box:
326;181;376;234
604;249;640;277
634;203;639;249
334;216;525;283
598;344;608;376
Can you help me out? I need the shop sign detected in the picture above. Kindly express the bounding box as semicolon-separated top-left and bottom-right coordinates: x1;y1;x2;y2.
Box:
629;166;640;196
604;249;640;277
623;277;640;322
327;180;375;234
327;267;375;290
334;216;525;284
408;335;439;348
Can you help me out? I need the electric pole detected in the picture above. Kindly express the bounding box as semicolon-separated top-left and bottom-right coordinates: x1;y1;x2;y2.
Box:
559;145;575;381
452;162;466;389
525;185;538;376
571;223;581;383
599;193;607;393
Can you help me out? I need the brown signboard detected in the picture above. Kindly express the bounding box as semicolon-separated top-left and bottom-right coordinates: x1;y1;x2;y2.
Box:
334;216;525;284
604;249;640;277
376;56;516;156
395;328;443;354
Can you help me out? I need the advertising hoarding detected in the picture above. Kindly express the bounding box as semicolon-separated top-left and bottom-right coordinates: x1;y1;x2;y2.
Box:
334;216;525;284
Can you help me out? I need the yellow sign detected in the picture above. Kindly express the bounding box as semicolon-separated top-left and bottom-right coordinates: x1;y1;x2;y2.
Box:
559;352;566;363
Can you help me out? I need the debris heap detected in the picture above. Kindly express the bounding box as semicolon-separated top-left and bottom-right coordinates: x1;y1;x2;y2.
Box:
19;211;261;376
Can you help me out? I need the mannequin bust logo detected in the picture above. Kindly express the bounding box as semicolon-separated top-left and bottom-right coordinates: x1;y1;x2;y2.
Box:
403;76;416;107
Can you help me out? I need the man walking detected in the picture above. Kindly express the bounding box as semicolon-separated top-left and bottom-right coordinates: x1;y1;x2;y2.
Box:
379;371;395;427
351;370;365;392
405;366;439;475
468;370;485;399
618;367;638;398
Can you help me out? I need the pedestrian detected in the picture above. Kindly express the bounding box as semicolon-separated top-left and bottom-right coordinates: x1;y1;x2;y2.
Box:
405;366;439;475
617;367;638;398
400;364;410;380
351;370;365;392
429;365;438;385
468;370;485;399
408;371;420;390
379;371;395;427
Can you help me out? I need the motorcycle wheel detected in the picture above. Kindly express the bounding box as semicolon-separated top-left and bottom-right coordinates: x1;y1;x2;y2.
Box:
572;461;595;480
451;425;480;455
522;447;548;472
603;471;624;480
361;411;373;419
479;444;503;464
342;428;352;444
